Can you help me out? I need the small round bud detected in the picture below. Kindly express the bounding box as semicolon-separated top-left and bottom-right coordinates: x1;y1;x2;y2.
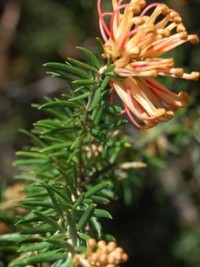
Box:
98;240;107;248
114;247;124;254
108;253;116;264
99;253;108;265
106;263;116;267
88;238;97;249
106;264;115;267
107;241;117;252
122;253;129;262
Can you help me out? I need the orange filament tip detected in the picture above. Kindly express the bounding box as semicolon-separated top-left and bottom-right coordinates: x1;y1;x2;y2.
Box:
157;28;170;36
183;72;200;80
129;46;141;55
174;16;182;24
166;110;174;117
188;34;199;44
139;0;146;8
132;17;144;25
170;11;180;19
177;24;186;32
162;7;170;15
132;4;141;13
154;108;166;117
179;31;188;40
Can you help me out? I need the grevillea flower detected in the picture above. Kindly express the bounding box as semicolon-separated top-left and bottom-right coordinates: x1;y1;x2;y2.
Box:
98;0;199;128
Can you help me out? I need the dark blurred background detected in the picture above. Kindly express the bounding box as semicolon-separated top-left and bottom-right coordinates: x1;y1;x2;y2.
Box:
0;0;200;266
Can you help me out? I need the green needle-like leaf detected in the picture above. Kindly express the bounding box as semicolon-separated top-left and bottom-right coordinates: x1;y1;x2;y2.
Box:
94;209;112;219
89;86;102;111
41;185;64;217
77;204;95;231
39;143;69;153
14;158;48;166
21;224;54;235
19;129;46;147
85;181;111;198
72;79;98;86
44;62;90;79
16;151;47;159
77;47;100;69
73;193;85;208
68;92;90;101
39;100;82;110
91;217;102;238
18;241;49;252
9;251;67;267
34;211;65;232
67;58;97;72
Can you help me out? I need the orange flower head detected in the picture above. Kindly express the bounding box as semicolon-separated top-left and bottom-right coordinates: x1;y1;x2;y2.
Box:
97;0;199;128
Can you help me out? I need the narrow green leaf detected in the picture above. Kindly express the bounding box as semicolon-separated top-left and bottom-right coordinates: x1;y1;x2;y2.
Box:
101;188;115;199
0;233;26;243
44;62;90;79
42;185;64;217
105;104;122;114
89;86;102;111
92;105;104;126
47;70;75;83
77;47;100;69
34;211;65;232
22;201;54;209
9;251;67;267
67;58;97;72
73;193;85;208
90;195;110;204
72;79;97;86
96;37;105;64
47;185;72;204
65;210;78;245
18;242;49;253
105;234;116;241
85;181;111;198
40;143;69;153
94;209;112;219
77;204;95;231
14;158;48;166
39;100;81;110
74;85;86;93
16;151;47;159
17;209;54;225
91;217;102;238
45;236;75;253
21;224;53;234
101;75;111;90
46;71;64;78
69;92;90;101
19;129;46;148
78;232;90;241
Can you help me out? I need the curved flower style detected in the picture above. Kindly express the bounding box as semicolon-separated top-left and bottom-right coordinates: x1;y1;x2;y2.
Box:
98;0;199;128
